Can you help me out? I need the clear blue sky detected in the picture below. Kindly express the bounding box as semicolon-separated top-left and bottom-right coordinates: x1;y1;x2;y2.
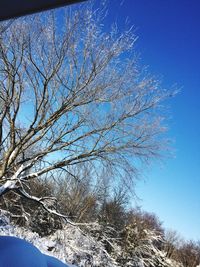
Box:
104;0;200;241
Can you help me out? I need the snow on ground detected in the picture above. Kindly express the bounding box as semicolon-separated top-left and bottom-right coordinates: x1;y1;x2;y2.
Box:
0;210;117;267
0;209;187;267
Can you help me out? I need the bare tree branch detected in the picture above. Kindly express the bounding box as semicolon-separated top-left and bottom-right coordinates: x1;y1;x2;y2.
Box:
0;4;174;217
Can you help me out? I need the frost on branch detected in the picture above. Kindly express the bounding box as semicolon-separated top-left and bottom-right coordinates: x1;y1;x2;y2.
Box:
0;2;174;214
0;209;181;267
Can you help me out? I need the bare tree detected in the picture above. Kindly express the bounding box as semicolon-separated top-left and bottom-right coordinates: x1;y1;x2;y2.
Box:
177;241;200;267
164;229;182;259
0;3;173;218
54;165;100;222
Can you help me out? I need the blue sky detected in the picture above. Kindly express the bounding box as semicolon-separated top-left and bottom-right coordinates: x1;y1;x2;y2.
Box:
104;0;200;241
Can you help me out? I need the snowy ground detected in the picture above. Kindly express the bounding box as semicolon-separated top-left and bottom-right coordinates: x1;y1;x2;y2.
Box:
0;209;186;267
0;210;117;267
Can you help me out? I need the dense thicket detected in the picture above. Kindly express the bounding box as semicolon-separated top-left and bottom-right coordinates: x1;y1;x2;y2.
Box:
1;178;199;267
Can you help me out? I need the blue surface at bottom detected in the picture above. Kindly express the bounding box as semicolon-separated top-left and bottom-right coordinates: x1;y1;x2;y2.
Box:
0;236;69;267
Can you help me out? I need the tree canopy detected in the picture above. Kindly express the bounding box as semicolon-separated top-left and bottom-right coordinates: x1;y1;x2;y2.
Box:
0;3;172;216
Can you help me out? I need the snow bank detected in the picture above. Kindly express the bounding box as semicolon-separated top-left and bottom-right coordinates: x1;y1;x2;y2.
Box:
0;209;185;267
0;210;117;267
